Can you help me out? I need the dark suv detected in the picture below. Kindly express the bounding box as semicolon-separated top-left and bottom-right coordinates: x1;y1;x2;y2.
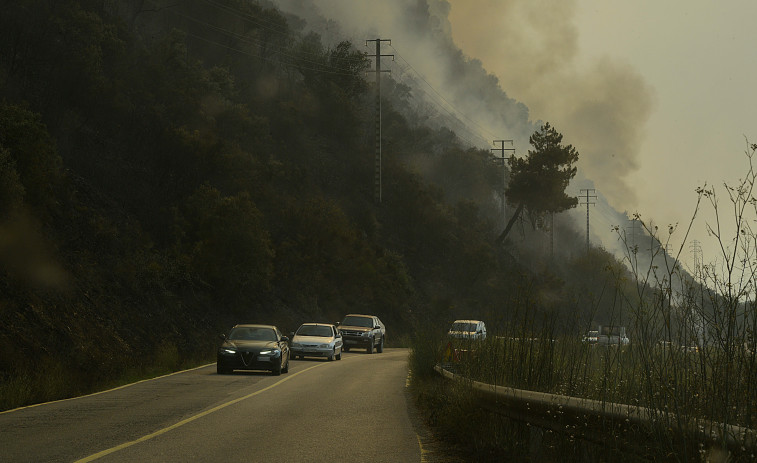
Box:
338;314;385;354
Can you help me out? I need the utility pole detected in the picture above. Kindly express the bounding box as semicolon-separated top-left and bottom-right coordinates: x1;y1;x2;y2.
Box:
550;212;555;258
626;217;640;248
491;139;514;229
580;189;597;253
366;39;393;204
690;239;702;279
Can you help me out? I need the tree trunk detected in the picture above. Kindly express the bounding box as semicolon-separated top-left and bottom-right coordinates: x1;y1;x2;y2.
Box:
495;203;524;246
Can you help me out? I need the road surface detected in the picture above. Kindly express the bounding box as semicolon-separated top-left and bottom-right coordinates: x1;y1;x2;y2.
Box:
0;348;427;462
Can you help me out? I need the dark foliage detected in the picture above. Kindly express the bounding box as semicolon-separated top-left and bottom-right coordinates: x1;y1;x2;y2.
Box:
0;0;629;408
497;122;579;244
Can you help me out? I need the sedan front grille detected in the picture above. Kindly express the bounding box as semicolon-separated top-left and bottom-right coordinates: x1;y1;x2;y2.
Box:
241;352;255;366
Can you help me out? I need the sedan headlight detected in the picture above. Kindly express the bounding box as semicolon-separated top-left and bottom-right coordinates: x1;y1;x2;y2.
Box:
362;331;372;337
259;349;281;357
219;348;236;355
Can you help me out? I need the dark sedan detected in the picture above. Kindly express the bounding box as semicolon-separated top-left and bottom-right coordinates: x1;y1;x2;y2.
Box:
217;324;290;375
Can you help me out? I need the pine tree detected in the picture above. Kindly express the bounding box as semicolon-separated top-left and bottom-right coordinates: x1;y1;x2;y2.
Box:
495;122;579;245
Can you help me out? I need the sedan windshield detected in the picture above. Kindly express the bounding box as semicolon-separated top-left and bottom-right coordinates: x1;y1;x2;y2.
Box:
341;316;374;327
228;327;277;341
296;325;333;337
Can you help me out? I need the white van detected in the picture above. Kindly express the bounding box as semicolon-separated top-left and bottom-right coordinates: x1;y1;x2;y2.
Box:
448;320;487;340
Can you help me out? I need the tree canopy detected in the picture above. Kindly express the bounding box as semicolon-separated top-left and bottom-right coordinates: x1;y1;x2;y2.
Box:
0;1;636;410
496;122;579;245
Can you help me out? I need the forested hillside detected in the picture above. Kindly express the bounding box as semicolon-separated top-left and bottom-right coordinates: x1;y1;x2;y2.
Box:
0;0;635;408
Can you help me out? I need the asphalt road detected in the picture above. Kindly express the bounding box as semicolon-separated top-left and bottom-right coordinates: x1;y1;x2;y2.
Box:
0;348;424;462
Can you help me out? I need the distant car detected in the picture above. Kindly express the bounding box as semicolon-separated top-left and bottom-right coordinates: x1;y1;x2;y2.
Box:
448;320;487;341
338;314;385;353
657;340;698;353
597;334;630;346
290;323;343;360
583;330;599;343
217;324;290;375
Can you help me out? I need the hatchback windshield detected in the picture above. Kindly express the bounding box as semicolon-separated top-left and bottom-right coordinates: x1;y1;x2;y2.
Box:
341;316;374;328
451;322;477;332
296;325;333;337
228;327;277;341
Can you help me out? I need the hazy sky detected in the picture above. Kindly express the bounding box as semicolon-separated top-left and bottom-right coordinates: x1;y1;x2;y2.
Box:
447;0;757;270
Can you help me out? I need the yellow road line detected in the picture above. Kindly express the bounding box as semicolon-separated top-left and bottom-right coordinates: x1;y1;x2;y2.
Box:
75;363;326;462
406;370;427;462
0;364;215;415
416;433;429;463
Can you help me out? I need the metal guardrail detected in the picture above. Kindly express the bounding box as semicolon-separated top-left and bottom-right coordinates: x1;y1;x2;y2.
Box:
435;364;757;457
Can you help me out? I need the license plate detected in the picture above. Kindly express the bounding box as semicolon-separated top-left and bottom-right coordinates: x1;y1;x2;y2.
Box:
257;356;270;361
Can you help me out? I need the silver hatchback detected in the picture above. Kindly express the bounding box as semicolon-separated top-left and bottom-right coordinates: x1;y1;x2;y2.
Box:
290;323;343;360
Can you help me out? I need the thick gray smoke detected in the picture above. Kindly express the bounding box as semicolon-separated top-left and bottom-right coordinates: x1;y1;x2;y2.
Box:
268;0;656;259
269;0;536;150
445;0;655;208
270;0;653;212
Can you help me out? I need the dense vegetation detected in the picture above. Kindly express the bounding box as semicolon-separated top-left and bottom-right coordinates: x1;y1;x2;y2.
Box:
0;0;639;410
409;156;757;461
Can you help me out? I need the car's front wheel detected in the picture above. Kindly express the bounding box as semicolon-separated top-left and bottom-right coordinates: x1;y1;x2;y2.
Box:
282;354;289;373
272;359;282;376
377;336;384;353
366;340;373;354
217;363;232;375
335;348;342;360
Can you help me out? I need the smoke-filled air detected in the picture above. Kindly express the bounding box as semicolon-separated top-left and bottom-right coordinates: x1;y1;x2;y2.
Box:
3;1;757;459
272;0;654;211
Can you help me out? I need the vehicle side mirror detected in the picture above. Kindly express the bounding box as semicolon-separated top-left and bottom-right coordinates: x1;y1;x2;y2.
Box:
281;336;289;343
219;333;227;341
374;325;380;329
335;322;340;326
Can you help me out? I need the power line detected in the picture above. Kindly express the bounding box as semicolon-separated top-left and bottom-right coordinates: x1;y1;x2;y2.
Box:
168;8;364;76
165;2;495;150
388;65;489;148
165;0;502;151
396;76;487;147
184;31;361;77
626;217;641;248
197;0;290;35
388;45;497;144
194;0;368;65
159;2;505;167
391;45;497;140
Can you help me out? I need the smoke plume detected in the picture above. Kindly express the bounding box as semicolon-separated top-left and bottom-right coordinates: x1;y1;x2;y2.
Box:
445;0;655;208
271;0;654;212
